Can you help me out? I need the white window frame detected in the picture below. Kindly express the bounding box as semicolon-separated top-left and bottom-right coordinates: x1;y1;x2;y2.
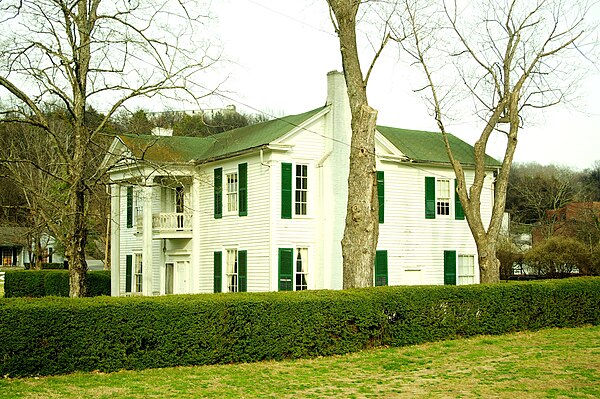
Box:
225;171;238;214
295;164;308;216
295;247;308;291
134;253;143;293
458;254;475;285
226;248;238;292
436;178;451;216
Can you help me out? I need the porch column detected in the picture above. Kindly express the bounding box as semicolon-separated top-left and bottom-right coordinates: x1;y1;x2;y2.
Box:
191;176;201;292
142;184;154;295
110;184;121;296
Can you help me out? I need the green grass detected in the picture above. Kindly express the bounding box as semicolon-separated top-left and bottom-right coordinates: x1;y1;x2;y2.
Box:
1;325;598;398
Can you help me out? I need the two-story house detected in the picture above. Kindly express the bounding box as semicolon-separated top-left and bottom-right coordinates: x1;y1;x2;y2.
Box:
102;71;499;296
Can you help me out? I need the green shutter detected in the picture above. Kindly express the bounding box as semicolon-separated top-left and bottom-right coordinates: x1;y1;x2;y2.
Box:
213;251;222;293
278;248;293;291
126;186;133;228
375;250;388;286
238;163;248;216
444;250;457;285
238;250;247;292
425;176;436;219
214;168;222;219
455;180;465;220
281;163;292;219
377;171;385;224
125;255;133;293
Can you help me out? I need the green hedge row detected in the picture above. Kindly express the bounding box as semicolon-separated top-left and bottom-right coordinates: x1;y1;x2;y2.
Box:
24;263;67;270
0;278;598;377
4;270;110;298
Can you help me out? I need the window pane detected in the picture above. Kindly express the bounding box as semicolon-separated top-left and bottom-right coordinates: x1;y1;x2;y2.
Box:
295;165;307;215
458;255;475;285
295;248;308;290
437;179;451;216
226;249;238;292
227;173;238;212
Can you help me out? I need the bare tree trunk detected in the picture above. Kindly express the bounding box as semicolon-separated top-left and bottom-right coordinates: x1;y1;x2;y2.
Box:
67;180;88;297
341;106;379;288
328;0;380;288
476;238;500;284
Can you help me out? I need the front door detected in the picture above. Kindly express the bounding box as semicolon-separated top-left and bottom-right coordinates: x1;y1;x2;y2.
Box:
175;260;189;294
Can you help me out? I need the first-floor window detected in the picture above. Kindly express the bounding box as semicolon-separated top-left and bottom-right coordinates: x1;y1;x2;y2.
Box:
134;253;143;292
226;249;238;292
436;178;451;216
295;248;308;290
458;255;475;285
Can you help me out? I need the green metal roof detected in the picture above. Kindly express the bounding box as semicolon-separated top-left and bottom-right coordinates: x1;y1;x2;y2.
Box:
118;107;326;164
0;226;28;247
116;106;500;167
377;126;501;167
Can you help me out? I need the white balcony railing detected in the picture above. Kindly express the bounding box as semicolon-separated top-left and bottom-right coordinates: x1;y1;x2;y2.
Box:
152;212;192;232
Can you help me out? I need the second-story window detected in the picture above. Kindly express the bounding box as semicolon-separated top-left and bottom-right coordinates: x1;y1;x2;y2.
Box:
436;178;451;216
295;164;307;215
226;172;238;213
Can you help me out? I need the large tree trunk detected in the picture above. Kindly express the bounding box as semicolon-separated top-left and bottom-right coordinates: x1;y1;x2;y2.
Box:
67;180;88;297
329;0;380;288
476;237;500;284
341;105;379;288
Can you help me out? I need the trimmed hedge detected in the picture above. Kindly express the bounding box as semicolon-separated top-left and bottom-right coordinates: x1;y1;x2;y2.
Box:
4;270;110;298
24;263;67;270
0;278;598;377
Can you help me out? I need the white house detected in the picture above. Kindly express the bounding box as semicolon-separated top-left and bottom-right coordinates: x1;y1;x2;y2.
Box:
102;71;499;296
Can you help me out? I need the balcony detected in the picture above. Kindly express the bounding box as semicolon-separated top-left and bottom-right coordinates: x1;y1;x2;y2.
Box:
145;212;193;238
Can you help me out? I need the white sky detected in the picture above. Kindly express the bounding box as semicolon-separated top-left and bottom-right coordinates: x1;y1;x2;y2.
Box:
206;0;600;171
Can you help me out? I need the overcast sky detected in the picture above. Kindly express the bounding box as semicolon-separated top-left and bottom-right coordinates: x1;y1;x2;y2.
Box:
206;0;600;170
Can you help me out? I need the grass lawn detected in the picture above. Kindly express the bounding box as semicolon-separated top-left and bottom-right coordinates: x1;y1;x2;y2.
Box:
1;325;598;399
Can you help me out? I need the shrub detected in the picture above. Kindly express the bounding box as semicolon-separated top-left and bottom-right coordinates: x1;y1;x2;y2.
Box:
4;270;110;298
0;277;598;377
525;237;590;277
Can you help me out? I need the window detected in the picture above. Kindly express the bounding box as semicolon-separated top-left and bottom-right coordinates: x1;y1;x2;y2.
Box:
426;177;463;219
458;255;475;285
282;163;309;218
134;253;143;293
279;247;309;291
295;165;307;215
226;172;238;213
226;249;238;292
436;179;451;216
219;249;247;293
295;248;308;290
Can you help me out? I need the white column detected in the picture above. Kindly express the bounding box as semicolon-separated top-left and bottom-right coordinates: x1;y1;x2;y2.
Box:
191;176;201;293
142;184;154;295
110;184;121;296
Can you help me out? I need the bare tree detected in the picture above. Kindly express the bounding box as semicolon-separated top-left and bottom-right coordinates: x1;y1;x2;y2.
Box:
0;0;218;296
326;0;394;288
398;0;595;283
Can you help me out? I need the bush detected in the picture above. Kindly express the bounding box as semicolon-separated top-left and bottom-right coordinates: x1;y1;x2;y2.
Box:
4;270;110;298
24;262;66;270
0;278;598;377
525;237;590;277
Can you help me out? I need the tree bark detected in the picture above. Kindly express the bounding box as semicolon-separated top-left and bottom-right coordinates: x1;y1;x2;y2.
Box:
341;105;379;288
328;0;380;288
